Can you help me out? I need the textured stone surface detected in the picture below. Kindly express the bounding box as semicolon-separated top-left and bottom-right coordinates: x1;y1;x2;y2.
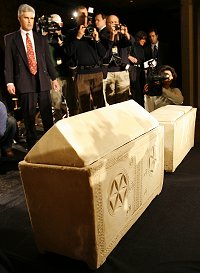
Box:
151;105;197;172
19;101;164;268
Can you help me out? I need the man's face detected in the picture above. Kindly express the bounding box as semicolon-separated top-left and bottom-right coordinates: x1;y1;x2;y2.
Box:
95;14;106;30
106;15;119;31
18;11;35;31
149;31;158;44
76;8;88;26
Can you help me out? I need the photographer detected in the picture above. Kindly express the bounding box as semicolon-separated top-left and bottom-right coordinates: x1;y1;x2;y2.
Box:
38;14;76;118
43;14;67;121
144;65;184;112
65;6;106;113
101;15;135;105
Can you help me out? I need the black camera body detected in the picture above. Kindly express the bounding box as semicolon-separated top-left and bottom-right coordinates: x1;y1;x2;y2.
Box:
146;72;169;96
48;33;63;45
36;15;62;44
149;73;169;83
36;15;61;33
114;24;121;31
110;54;122;66
85;24;95;37
114;24;126;31
143;58;169;96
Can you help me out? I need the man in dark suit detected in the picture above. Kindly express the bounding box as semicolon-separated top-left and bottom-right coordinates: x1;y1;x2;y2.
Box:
95;13;108;38
4;4;59;150
144;28;169;68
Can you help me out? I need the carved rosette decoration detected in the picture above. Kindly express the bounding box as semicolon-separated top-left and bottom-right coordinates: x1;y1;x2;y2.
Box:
108;173;129;216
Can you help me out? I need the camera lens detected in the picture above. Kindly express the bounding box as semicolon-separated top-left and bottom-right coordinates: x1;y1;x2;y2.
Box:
85;25;94;36
115;24;121;31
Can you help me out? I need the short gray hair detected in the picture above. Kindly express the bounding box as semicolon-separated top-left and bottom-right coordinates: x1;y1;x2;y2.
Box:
18;4;35;17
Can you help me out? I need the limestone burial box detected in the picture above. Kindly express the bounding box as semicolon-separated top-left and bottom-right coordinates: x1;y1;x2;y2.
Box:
19;100;164;269
151;105;196;172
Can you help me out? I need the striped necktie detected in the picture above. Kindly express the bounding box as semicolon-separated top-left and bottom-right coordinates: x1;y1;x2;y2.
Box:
26;33;37;75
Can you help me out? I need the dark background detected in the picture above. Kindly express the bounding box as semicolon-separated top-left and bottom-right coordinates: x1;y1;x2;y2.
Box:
0;0;181;85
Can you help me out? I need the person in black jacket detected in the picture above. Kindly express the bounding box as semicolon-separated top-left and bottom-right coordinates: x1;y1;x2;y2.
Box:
95;12;110;105
128;30;147;107
144;28;169;69
95;13;110;40
46;14;80;118
65;6;106;113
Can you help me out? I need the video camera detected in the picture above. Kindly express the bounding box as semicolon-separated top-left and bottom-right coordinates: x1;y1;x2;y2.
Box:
36;15;62;44
146;73;169;96
144;59;169;96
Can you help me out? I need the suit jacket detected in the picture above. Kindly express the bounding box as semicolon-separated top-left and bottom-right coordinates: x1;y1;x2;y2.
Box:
98;26;110;41
4;30;57;94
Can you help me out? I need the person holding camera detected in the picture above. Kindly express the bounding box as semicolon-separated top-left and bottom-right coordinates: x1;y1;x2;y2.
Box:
101;14;135;105
65;6;106;113
44;14;71;120
39;14;78;117
4;4;60;150
144;65;184;112
41;14;66;120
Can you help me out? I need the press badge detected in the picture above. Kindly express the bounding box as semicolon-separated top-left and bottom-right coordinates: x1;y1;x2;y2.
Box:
112;46;118;55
